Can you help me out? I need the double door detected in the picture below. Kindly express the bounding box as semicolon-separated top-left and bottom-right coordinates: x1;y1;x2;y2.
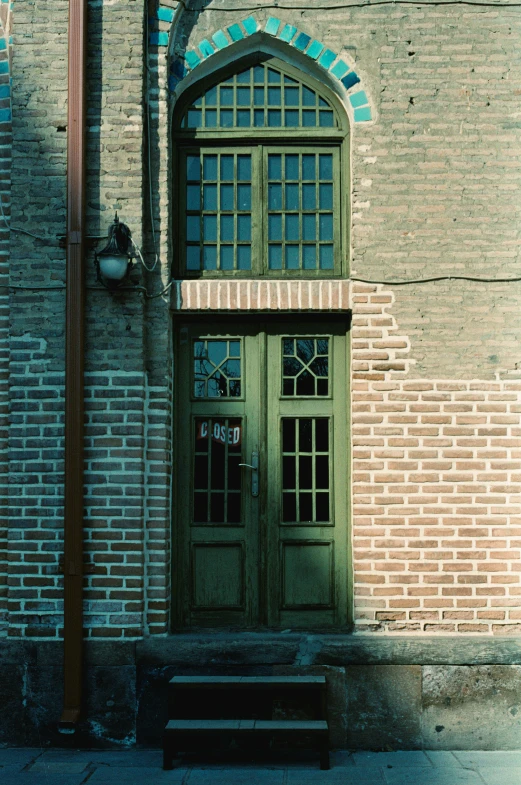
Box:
174;321;349;629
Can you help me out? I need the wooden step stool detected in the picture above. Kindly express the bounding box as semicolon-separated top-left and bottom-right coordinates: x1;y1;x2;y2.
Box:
162;675;329;770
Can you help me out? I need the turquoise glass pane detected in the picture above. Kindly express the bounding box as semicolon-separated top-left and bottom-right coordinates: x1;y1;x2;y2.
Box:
187;185;200;210
285;110;299;126
237;215;251;241
220;215;234;241
203;156;217;180
319;97;328;107
319;154;333;179
268;214;282;241
267;110;281;126
268;155;282;180
319;111;334;127
268;87;281;105
237;69;251;84
203;246;217;270
253;65;264;82
285;155;299;180
187;109;202;127
203;215;217;241
254;87;264;105
220;246;234;270
285;245;299;269
193;97;203;108
303;245;317;269
319;214;333;241
285;214;299;241
268;68;281;83
254;110;265;126
186;246;200;270
302;184;316;210
268;184;282;210
220;184;234;211
237;246;251;270
220;110;233;127
285;184;299;210
229;341;240;357
302;155;315;180
205;86;217;106
237;110;250;127
237;156;251;180
220;156;234;180
319;245;334;269
319;184;333;210
302;214;316;241
302;86;316;106
205;110;217;127
186;216;200;241
285;87;299;105
237;87;250;105
284;75;298;85
268;245;282;269
237;184;251;210
303;110;316;127
187;156;200;181
220;87;233;105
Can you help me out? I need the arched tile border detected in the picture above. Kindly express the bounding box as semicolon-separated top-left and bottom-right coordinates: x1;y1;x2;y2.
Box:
149;6;373;123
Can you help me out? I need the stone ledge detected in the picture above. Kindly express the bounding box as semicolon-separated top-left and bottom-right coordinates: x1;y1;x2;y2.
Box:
170;279;351;312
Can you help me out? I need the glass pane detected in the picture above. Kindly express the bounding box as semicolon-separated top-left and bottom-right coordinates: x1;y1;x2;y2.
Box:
253;65;264;82
319;154;333;180
220;109;233;127
285;184;299;211
205;86;217;106
220;215;234;242
254;109;265;127
187;109;202;127
254;87;264;105
269;245;282;269
237;87;250;105
187;156;200;181
316;419;329;451
285;110;299;127
268;155;282;180
302;86;316;106
319;214;333;241
187;185;200;210
186;246;200;270
205;109;217;127
237;215;251;241
203;215;217;241
281;416;332;525
285;245;299;269
269;184;282;210
237;184;251;210
267;109;281;127
302;110;316;127
268;68;281;83
302;214;316;241
285;214;299;241
319;245;334;269
268;214;282;241
319;183;333;210
220;86;233;105
203;155;217;180
220;245;234;270
203;245;217;270
203;184;217;211
237;245;251;270
285;87;299;106
302;155;315;180
285;155;299;181
186;216;200;242
220;184;234;211
303;245;317;269
237;156;251;181
237;109;250;127
302;184;316;211
220;156;234;180
268;87;281;105
299;419;312;452
319;111;334;127
237;69;250;84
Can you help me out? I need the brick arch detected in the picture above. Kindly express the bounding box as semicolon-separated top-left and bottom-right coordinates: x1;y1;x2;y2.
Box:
148;8;373;124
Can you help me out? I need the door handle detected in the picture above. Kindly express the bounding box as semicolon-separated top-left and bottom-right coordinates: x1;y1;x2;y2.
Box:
239;451;259;497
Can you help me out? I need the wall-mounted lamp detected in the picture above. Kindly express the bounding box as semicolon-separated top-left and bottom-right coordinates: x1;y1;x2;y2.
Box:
94;213;139;289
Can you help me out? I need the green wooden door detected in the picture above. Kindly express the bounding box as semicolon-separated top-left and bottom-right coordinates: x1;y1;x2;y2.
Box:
174;321;349;629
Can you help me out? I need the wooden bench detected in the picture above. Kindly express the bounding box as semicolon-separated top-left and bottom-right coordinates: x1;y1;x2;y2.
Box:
162;675;329;770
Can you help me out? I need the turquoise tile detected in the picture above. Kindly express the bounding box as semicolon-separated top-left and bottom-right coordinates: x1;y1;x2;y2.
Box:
149;31;169;46
199;39;215;58
265;17;281;35
0;61;9;75
279;24;297;43
293;32;311;51
242;16;258;35
354;106;372;122
0;84;10;99
306;40;324;60
212;30;229;49
156;6;175;23
350;90;368;108
227;23;244;41
318;48;336;69
331;60;349;79
341;71;360;90
184;50;201;70
0;38;7;51
0;108;11;122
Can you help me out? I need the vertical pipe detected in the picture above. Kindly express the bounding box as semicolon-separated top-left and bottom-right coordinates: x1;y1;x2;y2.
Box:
60;0;87;729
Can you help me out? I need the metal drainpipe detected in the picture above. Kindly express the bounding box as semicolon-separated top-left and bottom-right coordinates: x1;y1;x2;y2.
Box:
60;0;87;731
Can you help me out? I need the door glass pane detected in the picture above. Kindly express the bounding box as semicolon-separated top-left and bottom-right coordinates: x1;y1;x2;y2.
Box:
281;417;331;523
282;337;329;396
193;418;243;524
193;339;242;398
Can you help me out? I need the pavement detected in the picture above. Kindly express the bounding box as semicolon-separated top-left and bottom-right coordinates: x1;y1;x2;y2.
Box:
1;748;521;785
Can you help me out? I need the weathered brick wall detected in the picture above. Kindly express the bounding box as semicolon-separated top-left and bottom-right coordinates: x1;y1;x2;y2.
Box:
0;0;12;636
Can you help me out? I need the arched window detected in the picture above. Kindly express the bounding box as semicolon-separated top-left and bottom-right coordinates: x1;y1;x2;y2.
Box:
173;54;349;277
